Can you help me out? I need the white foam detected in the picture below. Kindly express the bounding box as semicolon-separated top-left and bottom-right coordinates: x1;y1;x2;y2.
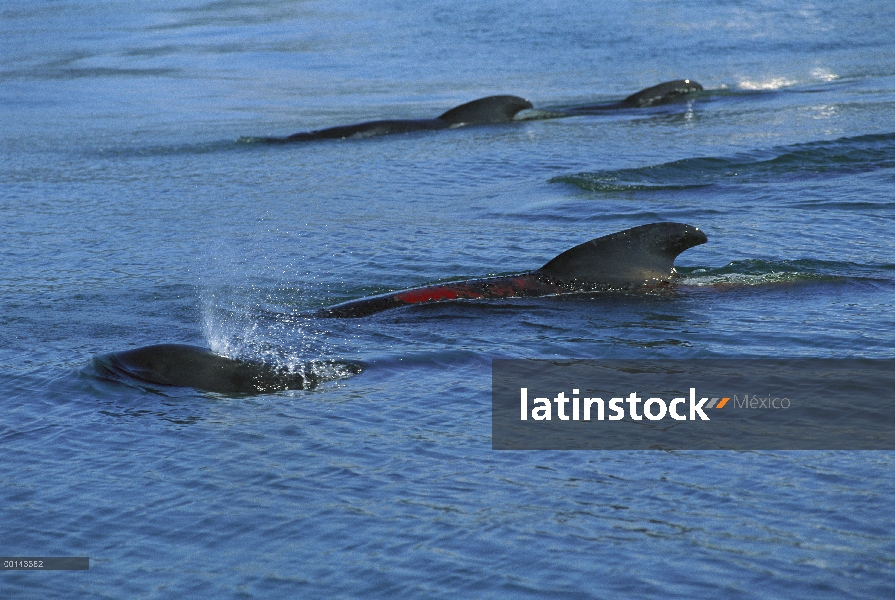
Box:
737;77;798;91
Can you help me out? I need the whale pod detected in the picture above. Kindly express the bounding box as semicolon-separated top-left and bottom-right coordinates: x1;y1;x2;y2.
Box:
319;222;707;318
255;81;703;143
96;224;705;390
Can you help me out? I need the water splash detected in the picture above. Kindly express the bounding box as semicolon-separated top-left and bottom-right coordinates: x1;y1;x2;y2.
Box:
194;233;362;388
734;70;838;91
810;68;838;82
736;77;799;91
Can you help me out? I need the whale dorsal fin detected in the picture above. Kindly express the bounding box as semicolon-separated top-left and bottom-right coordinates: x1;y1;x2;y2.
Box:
536;222;707;287
437;95;533;125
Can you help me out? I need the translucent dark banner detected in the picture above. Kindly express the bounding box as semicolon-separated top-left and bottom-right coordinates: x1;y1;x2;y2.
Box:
492;360;895;450
1;557;89;570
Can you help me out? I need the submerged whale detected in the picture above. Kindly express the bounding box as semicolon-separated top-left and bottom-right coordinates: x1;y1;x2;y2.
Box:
565;79;704;113
263;95;534;143
318;222;707;318
95;344;361;394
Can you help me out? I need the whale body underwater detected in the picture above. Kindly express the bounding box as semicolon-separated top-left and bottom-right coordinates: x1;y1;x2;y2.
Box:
99;223;706;394
258;80;703;143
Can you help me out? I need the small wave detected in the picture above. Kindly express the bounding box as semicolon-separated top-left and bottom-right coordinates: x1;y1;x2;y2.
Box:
1;66;181;81
551;132;895;192
683;269;833;287
810;68;839;83
677;259;889;287
92;139;248;159
548;175;712;193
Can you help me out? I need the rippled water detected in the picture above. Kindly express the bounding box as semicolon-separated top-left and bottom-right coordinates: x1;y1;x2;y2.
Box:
2;0;894;597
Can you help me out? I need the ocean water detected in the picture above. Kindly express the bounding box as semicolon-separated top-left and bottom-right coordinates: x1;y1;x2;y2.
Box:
2;0;894;597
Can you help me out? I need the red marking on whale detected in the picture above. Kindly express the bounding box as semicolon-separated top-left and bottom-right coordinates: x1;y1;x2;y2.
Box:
318;223;707;318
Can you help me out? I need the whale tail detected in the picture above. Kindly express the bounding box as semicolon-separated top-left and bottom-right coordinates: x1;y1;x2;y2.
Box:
437;95;534;125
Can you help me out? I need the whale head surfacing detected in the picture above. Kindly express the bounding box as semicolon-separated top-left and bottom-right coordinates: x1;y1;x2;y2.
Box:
95;344;361;395
621;79;704;108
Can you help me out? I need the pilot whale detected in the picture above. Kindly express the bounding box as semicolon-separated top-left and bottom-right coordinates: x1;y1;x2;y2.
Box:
95;344;361;394
318;222;707;318
565;79;704;113
263;95;533;143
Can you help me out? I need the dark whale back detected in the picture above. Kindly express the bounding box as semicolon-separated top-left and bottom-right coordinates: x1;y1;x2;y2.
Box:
261;81;704;143
620;79;703;107
271;95;532;142
537;222;707;286
437;95;533;125
285;118;448;141
566;79;704;113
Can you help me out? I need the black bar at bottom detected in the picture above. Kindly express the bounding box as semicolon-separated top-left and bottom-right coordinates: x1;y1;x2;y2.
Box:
1;557;89;570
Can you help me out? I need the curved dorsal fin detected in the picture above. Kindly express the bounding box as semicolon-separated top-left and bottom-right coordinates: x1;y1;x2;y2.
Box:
437;95;533;125
537;222;707;286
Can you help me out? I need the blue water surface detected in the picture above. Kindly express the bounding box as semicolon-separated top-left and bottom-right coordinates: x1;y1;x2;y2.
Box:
2;0;894;597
